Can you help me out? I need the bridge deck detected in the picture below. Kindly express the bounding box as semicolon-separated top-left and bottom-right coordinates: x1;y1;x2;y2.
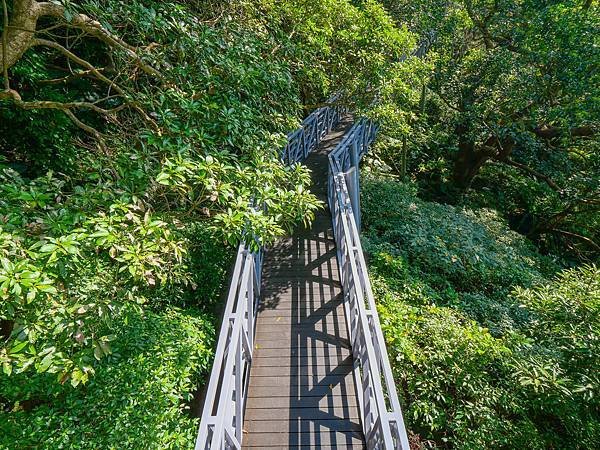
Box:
243;120;366;449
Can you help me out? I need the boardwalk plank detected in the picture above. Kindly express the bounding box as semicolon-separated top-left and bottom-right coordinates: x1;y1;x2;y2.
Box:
243;431;364;447
256;308;346;319
245;419;362;433
255;316;346;326
253;346;351;359
252;353;351;367
248;373;355;388
247;382;357;398
245;394;358;410
249;363;354;378
253;338;351;350
245;406;360;421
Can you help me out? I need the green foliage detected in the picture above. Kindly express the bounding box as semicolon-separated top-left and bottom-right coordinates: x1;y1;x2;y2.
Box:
363;177;600;448
0;0;417;448
0;306;214;449
0;0;411;384
375;0;600;259
0;166;193;381
264;0;416;109
513;265;600;406
156;154;321;250
361;177;553;294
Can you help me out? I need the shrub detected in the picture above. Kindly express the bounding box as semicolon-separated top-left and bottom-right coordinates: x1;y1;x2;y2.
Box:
362;177;554;294
362;177;599;448
510;265;600;449
0;306;214;450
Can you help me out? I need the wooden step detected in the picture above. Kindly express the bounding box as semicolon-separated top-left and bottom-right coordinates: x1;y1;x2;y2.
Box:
256;307;345;318
256;313;347;326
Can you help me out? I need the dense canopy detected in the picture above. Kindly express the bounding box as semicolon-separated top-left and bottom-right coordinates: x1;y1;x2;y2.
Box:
0;0;598;448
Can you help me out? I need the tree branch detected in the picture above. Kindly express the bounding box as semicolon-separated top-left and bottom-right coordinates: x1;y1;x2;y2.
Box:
32;37;127;96
37;67;107;84
0;0;161;140
63;109;105;142
0;87;108;142
433;88;462;112
30;38;160;132
502;158;560;191
36;2;165;81
553;229;600;252
15;97;129;115
533;124;596;140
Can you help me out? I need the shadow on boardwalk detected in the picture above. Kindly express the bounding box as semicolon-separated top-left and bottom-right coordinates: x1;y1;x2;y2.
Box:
243;119;366;449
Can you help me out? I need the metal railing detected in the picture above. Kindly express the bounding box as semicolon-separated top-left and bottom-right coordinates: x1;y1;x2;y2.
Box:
328;120;410;450
281;98;343;164
195;99;343;450
195;243;262;449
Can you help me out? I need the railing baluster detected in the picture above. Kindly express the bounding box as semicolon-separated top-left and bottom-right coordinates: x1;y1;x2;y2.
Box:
235;336;242;444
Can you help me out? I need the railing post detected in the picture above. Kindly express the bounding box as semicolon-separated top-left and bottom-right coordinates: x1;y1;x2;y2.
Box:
349;140;361;231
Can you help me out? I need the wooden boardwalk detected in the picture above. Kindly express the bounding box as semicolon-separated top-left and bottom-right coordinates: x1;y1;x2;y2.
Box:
243;120;366;449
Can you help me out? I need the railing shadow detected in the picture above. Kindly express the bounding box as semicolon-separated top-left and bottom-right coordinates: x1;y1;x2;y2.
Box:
286;230;363;448
257;198;364;447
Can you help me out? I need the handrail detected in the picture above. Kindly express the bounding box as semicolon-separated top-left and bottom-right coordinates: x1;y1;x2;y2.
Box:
328;120;410;450
195;244;261;449
281;97;344;164
195;98;343;450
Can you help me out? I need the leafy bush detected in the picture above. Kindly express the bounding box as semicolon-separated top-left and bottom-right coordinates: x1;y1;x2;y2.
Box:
362;177;600;448
361;177;554;294
511;265;600;448
0;306;214;450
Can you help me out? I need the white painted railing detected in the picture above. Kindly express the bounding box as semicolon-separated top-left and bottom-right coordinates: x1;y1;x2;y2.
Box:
195;99;343;450
328;120;410;450
195;243;261;450
281;97;343;164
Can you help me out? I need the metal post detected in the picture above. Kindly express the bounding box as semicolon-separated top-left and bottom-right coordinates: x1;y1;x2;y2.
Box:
344;167;360;233
349;140;361;231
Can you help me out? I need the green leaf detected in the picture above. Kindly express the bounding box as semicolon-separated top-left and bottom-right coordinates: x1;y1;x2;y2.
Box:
37;352;55;373
2;362;12;376
9;340;28;355
64;9;73;22
39;244;58;253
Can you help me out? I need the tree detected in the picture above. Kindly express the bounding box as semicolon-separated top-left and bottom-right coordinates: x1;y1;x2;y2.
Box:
0;0;161;145
381;0;599;257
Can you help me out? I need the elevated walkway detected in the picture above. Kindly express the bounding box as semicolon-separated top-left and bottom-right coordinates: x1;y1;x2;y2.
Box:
242;119;365;449
195;103;408;450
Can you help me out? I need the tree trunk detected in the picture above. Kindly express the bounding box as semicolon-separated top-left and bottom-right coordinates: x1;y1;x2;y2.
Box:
1;0;39;71
453;124;516;188
452;124;493;188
